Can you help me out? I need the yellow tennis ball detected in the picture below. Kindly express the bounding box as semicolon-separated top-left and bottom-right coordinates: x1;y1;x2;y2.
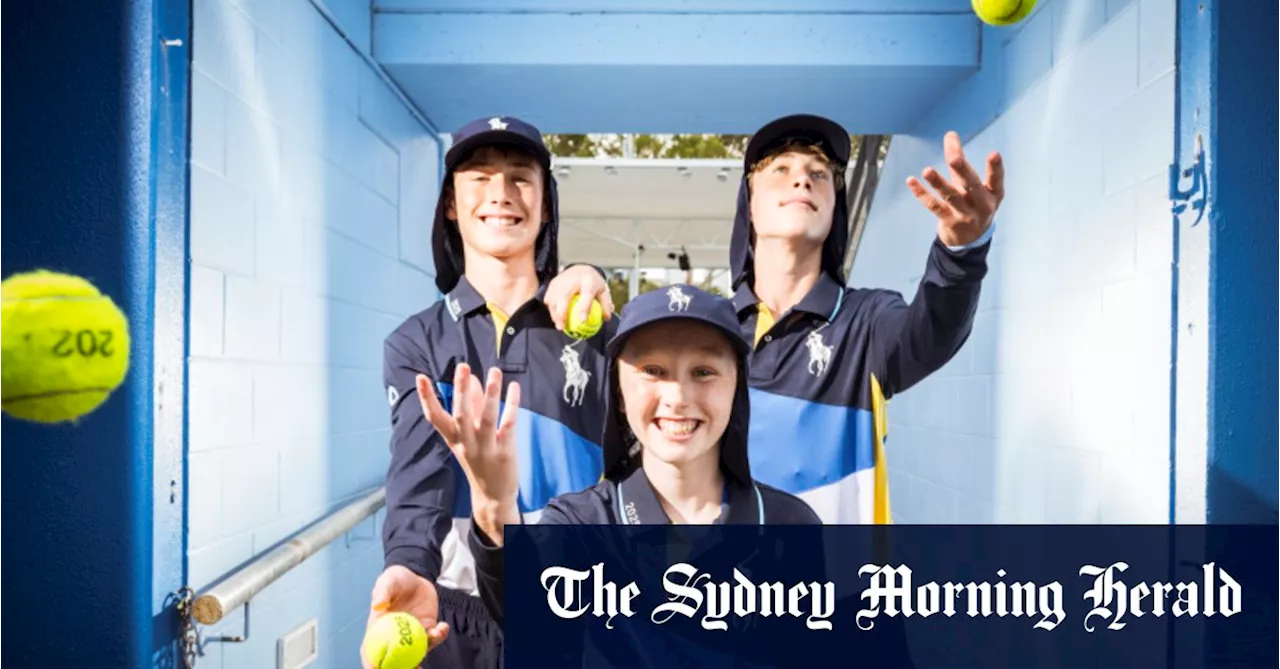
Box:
1;270;131;424
565;294;603;340
972;0;1036;25
362;612;429;669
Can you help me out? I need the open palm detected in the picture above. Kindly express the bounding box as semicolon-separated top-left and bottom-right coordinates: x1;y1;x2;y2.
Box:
417;364;522;506
907;130;1005;248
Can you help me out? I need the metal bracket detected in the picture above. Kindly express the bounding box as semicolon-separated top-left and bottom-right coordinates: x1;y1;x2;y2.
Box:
1169;133;1208;226
198;601;252;653
345;516;378;548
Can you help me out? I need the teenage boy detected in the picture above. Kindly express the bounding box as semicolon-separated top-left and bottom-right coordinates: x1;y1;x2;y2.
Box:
728;114;1003;524
364;116;616;669
557;116;1004;525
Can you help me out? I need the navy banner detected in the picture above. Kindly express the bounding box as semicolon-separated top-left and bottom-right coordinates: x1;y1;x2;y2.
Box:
502;525;1277;668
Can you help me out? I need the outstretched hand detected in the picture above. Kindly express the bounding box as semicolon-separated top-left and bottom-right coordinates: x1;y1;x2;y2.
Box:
417;364;522;514
907;131;1005;248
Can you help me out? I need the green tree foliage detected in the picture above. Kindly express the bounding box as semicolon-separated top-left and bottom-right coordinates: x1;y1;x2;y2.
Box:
633;134;668;159
542;134;597;158
660;134;749;159
542;134;752;159
608;274;662;311
695;276;727;298
543;133;868;164
595;135;626;157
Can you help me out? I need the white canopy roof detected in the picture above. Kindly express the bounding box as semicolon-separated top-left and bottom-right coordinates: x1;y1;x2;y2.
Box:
552;158;743;271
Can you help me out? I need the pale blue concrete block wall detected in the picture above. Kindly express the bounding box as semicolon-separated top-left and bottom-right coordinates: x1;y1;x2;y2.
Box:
851;0;1176;524
187;0;440;665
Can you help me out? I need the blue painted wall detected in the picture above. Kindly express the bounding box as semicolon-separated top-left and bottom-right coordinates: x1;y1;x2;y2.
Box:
185;0;440;666
851;0;1179;524
2;0;182;664
1206;0;1278;522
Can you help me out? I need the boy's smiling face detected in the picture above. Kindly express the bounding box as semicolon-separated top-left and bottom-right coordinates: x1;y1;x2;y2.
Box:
615;320;738;472
446;144;546;263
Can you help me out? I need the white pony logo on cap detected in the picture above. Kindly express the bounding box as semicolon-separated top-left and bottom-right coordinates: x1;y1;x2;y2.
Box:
667;285;691;312
488;117;509;131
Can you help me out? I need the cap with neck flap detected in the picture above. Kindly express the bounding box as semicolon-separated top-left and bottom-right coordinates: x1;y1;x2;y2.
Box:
432;115;561;294
599;284;754;488
729;113;853;291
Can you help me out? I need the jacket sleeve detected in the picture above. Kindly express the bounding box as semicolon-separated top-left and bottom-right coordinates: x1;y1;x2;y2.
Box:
469;503;577;627
863;235;991;398
380;329;455;584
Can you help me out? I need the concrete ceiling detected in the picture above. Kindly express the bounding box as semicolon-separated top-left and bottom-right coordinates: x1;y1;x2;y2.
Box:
552;158;741;269
372;0;982;134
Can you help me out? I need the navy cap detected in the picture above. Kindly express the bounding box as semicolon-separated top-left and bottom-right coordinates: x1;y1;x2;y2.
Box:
606;284;750;361
445;115;553;173
743;113;851;171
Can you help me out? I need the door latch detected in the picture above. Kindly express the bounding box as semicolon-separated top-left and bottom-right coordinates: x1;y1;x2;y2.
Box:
1169;133;1208;227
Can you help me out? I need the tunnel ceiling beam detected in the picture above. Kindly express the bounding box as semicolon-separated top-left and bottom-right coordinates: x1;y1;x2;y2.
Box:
374;8;981;133
377;0;975;12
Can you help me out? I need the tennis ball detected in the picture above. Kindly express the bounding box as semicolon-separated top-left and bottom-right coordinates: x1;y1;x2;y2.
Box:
362;612;429;669
565;294;603;340
972;0;1036;26
1;270;131;424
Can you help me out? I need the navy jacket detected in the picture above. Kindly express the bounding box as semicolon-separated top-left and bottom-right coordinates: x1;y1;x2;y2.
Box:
381;277;617;589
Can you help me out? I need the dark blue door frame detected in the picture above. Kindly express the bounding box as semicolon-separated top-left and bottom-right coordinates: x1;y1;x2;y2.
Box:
1170;9;1277;663
1200;0;1278;524
1173;0;1278;525
1;0;190;665
152;0;194;662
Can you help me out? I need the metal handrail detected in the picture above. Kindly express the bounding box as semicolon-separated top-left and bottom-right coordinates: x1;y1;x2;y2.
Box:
192;486;386;625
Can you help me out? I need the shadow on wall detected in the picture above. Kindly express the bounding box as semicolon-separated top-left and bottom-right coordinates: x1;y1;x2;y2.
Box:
185;0;439;666
1207;469;1280;525
854;0;1178;528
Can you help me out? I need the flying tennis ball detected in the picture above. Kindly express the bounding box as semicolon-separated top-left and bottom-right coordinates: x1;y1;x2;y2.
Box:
1;270;131;424
972;0;1036;26
362;612;429;669
565;294;603;340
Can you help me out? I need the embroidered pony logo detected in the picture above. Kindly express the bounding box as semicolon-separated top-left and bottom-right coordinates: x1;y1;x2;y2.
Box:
667;285;691;312
805;331;833;376
488;117;509;130
561;345;591;407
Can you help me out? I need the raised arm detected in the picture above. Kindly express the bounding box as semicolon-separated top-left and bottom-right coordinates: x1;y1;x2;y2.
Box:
362;332;455;667
868;130;1004;397
863;239;989;397
381;331;456;584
